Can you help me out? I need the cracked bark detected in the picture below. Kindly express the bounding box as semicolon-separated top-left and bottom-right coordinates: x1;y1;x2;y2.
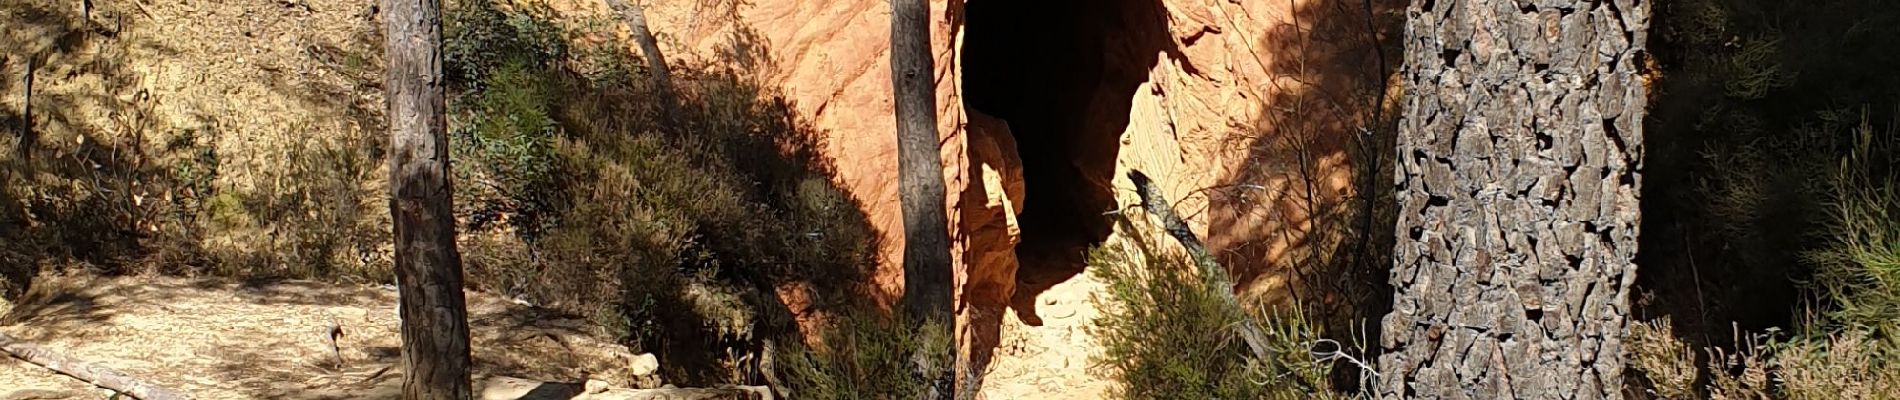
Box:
1375;0;1648;399
385;0;474;398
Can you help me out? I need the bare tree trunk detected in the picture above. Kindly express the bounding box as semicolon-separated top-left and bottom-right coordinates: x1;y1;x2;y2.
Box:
1376;1;1649;399
889;0;955;397
602;0;679;119
16;58;34;163
384;0;474;398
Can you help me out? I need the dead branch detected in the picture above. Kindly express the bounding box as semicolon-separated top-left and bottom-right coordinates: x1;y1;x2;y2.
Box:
1126;169;1277;364
0;333;190;400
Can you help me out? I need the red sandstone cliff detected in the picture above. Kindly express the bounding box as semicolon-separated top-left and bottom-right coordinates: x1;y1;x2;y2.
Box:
625;0;1393;312
621;0;1395;394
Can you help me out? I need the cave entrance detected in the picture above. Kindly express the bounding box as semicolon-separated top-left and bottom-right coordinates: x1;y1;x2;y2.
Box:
961;0;1168;317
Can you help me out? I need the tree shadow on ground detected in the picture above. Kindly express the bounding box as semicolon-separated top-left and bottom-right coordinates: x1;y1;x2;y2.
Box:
3;0;876;391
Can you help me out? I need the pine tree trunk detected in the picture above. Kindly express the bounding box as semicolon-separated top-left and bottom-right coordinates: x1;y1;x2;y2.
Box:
384;0;474;398
889;0;955;397
1376;1;1648;398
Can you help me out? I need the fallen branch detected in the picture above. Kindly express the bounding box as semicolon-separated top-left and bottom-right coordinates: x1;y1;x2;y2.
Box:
0;333;190;400
1125;169;1277;364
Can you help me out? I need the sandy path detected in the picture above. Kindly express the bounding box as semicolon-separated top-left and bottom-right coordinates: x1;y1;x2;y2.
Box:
0;274;641;399
977;272;1112;399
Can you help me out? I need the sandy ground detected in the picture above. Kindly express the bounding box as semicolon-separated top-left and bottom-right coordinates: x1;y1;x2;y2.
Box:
0;272;1111;399
978;273;1111;399
0;274;644;399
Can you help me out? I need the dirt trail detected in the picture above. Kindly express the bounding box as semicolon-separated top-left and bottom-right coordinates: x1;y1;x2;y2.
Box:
978;272;1111;399
0;273;1109;399
0;274;644;399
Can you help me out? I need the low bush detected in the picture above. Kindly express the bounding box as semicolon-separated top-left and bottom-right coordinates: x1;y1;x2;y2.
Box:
439;0;881;385
1086;214;1347;400
1629;116;1900;399
775;312;953;399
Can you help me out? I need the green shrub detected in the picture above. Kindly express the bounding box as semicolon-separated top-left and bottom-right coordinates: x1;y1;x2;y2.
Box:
1086;217;1345;400
443;0;569;89
1629;116;1900;399
1638;0;1900;365
1805;116;1900;335
439;1;880;385
776;312;952;400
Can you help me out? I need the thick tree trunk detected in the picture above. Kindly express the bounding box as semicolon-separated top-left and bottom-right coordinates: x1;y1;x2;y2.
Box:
384;0;474;399
1376;1;1648;399
888;0;955;397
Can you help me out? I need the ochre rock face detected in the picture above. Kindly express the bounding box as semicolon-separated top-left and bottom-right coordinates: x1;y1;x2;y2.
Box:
627;0;1388;326
958;109;1024;311
630;0;977;306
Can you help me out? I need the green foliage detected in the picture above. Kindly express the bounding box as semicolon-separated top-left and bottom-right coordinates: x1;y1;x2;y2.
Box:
241;129;384;279
1636;0;1900;389
443;0;569;89
1805;117;1900;337
453;58;563;235
1640;0;1900;345
776;313;952;400
439;1;879;385
1626;3;1900;384
1085;222;1345;400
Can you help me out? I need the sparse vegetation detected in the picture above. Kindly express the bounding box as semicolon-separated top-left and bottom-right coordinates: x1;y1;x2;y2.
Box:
4;0;888;388
1085;213;1346;400
775;311;953;399
1629;0;1900;397
436;0;883;385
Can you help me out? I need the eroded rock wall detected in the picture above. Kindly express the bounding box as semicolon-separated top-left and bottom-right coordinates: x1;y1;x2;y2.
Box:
622;0;1394;317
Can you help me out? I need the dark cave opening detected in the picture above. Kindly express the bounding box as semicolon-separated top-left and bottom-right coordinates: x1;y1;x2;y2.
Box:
960;0;1171;311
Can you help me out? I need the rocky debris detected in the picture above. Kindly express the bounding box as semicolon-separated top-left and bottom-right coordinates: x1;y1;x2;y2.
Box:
626;353;660;388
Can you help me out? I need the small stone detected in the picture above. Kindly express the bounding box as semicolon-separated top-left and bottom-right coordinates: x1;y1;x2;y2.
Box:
630;353;660;376
584;379;611;394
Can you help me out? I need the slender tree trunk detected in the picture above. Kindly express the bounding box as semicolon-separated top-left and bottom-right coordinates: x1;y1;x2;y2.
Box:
1376;1;1649;398
17;58;34;163
889;0;955;397
602;0;679;119
384;0;473;398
